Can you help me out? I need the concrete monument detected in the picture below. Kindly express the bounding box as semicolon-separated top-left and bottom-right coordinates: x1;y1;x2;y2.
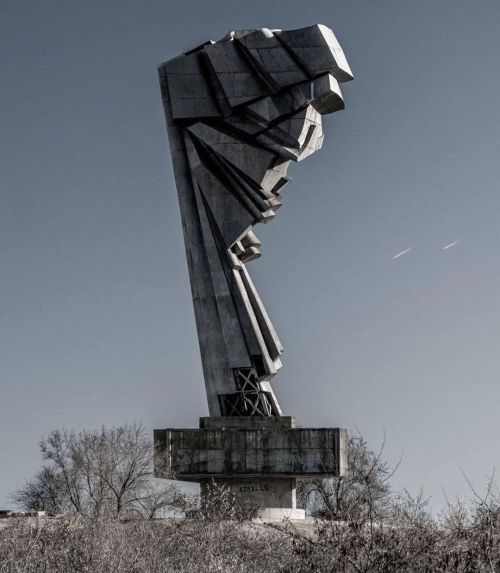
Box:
155;24;353;520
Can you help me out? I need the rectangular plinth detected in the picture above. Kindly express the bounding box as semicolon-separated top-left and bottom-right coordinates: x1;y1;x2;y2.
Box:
201;477;297;509
154;417;347;480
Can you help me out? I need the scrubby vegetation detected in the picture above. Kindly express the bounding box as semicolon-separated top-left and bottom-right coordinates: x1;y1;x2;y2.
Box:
3;424;500;572
11;423;181;519
2;494;500;572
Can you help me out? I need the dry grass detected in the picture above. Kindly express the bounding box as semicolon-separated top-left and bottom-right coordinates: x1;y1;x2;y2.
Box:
2;502;500;573
0;516;294;573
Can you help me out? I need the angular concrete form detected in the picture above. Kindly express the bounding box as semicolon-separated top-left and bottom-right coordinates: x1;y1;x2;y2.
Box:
158;24;352;416
155;417;347;479
155;417;347;519
156;24;353;520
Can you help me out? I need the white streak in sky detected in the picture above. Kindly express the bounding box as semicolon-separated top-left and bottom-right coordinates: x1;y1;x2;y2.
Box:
392;246;415;260
443;240;462;250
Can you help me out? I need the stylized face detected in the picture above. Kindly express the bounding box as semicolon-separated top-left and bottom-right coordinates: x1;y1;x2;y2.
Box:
163;24;352;257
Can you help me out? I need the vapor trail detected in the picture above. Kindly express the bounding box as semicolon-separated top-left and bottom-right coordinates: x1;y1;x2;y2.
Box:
443;240;462;250
392;246;415;260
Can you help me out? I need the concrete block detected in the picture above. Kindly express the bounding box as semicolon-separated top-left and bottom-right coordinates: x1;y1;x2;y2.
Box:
154;417;347;480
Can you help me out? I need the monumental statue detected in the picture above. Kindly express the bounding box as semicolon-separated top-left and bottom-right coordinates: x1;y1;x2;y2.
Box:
155;24;353;520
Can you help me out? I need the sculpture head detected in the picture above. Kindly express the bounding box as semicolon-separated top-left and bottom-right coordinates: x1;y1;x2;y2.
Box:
162;24;352;261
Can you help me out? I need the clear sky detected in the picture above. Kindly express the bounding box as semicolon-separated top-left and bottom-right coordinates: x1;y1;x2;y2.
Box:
2;0;500;509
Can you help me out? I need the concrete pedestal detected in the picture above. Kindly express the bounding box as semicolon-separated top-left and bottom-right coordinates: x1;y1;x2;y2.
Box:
154;416;346;521
200;477;305;521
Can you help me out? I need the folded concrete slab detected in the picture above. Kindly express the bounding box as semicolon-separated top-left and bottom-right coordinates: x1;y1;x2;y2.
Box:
154;417;347;480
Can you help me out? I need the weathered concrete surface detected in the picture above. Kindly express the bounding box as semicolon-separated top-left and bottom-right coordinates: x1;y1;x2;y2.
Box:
201;477;297;509
200;416;295;430
159;25;352;416
154;417;347;480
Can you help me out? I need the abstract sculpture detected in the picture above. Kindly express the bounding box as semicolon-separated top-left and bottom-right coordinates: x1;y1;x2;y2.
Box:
159;25;353;417
155;24;352;520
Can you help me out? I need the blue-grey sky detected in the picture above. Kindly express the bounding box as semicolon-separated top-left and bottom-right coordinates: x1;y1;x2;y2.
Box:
2;0;500;508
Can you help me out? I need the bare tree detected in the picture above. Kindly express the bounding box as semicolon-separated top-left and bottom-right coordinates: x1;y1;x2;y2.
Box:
297;433;398;523
132;480;185;519
11;467;68;516
13;422;180;519
88;423;152;517
39;428;86;513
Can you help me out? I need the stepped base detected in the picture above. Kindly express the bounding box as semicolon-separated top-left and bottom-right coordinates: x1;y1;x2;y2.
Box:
254;508;306;522
154;416;347;518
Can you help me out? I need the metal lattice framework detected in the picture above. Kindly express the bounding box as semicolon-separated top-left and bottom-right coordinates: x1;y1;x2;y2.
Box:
219;368;277;416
